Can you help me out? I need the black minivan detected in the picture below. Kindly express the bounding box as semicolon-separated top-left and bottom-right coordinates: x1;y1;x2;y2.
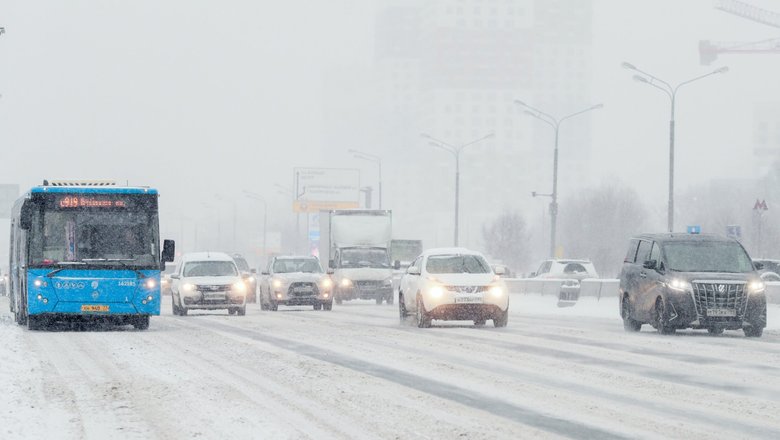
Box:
619;233;767;337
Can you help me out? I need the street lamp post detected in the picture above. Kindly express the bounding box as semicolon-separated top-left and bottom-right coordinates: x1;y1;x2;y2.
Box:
421;132;494;246
243;191;268;265
622;62;728;232
515;100;603;258
349;149;383;209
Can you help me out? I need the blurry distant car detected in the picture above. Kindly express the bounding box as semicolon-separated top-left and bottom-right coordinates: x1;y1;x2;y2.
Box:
752;259;780;281
259;256;333;311
160;262;176;296
232;254;258;302
531;259;599;307
491;264;514;278
170;252;248;316
398;248;509;328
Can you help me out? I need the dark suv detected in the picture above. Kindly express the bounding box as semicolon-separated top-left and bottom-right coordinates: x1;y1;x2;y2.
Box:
619;233;767;337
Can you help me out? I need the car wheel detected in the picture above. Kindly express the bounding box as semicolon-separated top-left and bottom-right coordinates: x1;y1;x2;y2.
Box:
171;294;179;316
228;308;236;315
654;297;675;335
744;326;763;337
621;294;641;332
335;295;343;305
313;303;322;310
398;293;410;324
375;296;383;305
415;295;431;328
270;301;278;312
27;315;45;331
260;291;270;311
323;301;333;311
707;327;724;335
493;308;508;328
180;306;188;316
237;306;246;316
133;315;150;330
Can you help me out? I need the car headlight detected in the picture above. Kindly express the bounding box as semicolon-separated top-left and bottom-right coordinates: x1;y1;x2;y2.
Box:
489;284;505;297
748;280;766;294
668;279;691;292
340;278;352;287
427;285;445;298
383;278;393;286
232;281;247;294
272;278;282;289
182;283;196;293
321;278;333;289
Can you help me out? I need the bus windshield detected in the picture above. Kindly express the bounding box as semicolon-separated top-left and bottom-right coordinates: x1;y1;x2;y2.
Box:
29;209;159;267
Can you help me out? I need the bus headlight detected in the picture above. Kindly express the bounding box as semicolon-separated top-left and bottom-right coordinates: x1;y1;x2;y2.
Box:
145;279;157;289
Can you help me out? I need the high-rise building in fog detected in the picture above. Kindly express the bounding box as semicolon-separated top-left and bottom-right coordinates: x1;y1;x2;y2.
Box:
324;0;594;253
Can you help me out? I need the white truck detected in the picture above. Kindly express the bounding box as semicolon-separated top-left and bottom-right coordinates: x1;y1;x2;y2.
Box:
319;210;397;305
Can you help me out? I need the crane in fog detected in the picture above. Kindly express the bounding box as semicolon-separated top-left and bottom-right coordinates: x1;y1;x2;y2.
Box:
700;0;780;65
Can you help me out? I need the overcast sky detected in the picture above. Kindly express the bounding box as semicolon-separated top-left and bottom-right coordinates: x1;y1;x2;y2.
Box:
2;0;780;258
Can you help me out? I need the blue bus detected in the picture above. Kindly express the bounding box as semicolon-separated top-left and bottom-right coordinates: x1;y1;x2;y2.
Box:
8;181;175;330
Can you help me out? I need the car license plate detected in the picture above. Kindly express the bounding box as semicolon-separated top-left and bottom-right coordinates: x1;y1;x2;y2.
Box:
205;294;225;300
293;287;312;293
707;308;736;317
454;295;482;304
81;305;109;312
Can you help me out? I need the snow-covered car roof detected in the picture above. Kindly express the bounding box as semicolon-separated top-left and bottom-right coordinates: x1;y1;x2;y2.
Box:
423;247;485;257
180;252;235;263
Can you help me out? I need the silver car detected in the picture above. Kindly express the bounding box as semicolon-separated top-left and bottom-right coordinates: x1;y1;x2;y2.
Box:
259;256;334;311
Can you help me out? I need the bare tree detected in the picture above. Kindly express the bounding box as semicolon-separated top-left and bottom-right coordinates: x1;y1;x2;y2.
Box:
559;182;649;278
481;210;530;274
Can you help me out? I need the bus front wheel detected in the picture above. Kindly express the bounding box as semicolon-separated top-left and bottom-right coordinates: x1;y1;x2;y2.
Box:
133;315;150;330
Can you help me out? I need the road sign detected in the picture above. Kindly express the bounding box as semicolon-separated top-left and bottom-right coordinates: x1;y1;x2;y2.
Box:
293;168;361;213
753;199;768;211
687;225;701;234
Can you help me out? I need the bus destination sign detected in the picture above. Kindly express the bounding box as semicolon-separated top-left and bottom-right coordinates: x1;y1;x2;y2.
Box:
58;196;128;209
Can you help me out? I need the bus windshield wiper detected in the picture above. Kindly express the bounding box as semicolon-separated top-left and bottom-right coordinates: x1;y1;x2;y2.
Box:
81;258;147;279
46;262;87;278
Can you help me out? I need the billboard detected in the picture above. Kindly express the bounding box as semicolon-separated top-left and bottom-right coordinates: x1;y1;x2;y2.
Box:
0;184;20;219
293;168;360;213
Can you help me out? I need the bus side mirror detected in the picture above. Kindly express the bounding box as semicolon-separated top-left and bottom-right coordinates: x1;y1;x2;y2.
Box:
161;240;176;264
20;201;33;230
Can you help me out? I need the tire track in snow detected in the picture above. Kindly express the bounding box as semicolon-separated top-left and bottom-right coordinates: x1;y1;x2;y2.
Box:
190;318;631;440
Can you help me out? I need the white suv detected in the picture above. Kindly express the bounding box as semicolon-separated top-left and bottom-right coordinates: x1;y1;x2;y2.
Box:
398;248;509;328
170;252;248;316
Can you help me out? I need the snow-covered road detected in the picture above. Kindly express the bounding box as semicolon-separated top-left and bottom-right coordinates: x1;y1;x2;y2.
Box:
2;294;779;440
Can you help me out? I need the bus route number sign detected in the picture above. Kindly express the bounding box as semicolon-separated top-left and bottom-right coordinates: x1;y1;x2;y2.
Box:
58;196;127;209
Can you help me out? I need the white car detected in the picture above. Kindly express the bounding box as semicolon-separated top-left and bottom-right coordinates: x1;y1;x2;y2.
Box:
398;248;509;328
259;256;334;311
170;252;248;316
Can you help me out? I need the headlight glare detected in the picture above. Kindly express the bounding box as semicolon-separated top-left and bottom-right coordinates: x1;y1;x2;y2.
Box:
340;278;352;287
748;280;765;294
428;285;445;298
489;285;505;297
182;283;195;293
668;279;691;292
232;281;247;293
272;278;282;289
321;278;333;289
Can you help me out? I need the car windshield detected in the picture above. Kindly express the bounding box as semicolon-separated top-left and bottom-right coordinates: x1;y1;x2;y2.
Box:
426;254;491;274
664;242;754;273
273;258;322;273
183;261;238;277
340;248;390;269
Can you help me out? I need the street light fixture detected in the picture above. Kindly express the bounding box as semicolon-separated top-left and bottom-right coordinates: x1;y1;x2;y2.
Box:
514;100;603;258
243;190;268;266
348;149;383;209
622;61;729;232
420;132;494;246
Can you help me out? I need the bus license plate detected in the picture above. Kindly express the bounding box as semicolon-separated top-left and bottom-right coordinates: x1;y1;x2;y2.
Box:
707;308;736;317
455;295;482;304
82;305;109;312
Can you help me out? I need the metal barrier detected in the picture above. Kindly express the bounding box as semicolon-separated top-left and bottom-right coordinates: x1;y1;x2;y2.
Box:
505;278;620;300
506;278;780;304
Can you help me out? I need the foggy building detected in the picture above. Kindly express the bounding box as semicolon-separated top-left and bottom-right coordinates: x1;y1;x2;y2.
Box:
753;102;780;177
365;0;594;252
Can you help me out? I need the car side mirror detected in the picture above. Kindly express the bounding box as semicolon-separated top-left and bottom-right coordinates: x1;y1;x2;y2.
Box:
170;274;180;280
754;262;765;271
407;266;421;275
643;259;657;270
494;265;507;276
161;239;176;264
394;260;401;270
